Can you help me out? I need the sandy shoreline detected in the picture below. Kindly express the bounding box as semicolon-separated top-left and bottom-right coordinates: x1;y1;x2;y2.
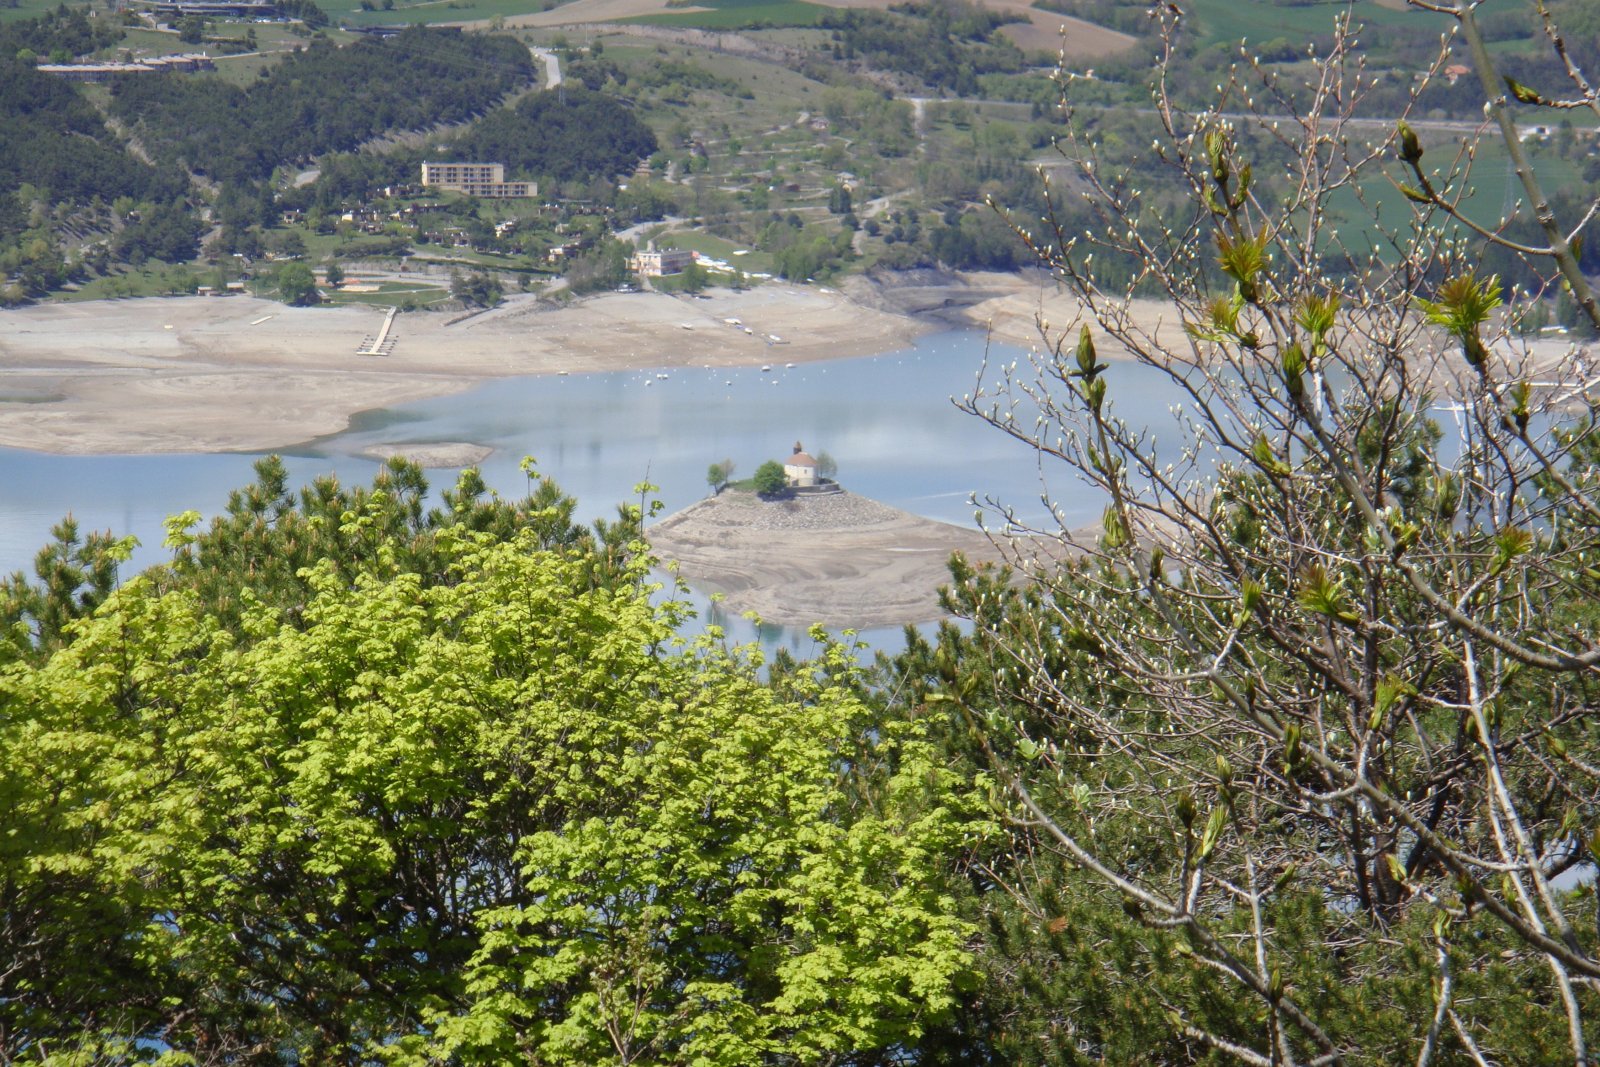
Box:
0;282;944;455
0;270;1188;456
2;271;1582;456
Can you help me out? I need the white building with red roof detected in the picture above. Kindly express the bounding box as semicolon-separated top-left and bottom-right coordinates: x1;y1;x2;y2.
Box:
784;442;819;487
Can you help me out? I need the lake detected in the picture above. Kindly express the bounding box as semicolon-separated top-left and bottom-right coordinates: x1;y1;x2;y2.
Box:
0;329;1194;651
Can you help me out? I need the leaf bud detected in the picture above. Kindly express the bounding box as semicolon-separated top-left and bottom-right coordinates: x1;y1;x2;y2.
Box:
1503;75;1546;105
1281;342;1307;397
1175;791;1197;829
1397;120;1423;164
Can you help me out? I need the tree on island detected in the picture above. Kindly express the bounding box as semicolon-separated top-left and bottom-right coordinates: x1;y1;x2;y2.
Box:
752;460;788;498
815;450;837;481
706;459;734;495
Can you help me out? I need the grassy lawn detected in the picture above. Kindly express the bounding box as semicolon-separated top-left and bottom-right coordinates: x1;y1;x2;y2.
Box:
323;0;559;27
620;0;829;29
322;279;450;306
651;230;776;274
207;50;296;84
0;0;84;22
57;263;213;301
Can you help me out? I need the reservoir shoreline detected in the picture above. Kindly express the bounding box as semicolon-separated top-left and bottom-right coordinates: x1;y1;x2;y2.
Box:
0;269;1155;457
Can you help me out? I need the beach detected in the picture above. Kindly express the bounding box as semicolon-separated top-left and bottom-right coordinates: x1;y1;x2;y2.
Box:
0;281;948;455
1;271;1582;456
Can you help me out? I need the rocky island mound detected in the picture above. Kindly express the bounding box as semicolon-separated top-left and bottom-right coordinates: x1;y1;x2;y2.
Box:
646;489;1007;629
359;441;494;468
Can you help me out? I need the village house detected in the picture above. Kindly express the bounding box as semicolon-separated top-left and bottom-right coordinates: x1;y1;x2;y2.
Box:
630;242;695;277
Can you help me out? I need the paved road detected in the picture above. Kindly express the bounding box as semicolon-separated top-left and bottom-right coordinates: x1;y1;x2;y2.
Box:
925;96;1520;138
530;45;562;90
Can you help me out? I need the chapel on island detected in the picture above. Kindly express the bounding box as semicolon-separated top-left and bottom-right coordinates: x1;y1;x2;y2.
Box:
784;442;818;487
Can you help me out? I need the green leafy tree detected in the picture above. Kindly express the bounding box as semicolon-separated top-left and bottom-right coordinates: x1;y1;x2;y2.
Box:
274;260;317;305
679;258;707;294
706;458;734;495
271;228;306;259
451;270;501;308
163;264;197;295
752;459;788;497
323;259;343;287
0;463;984;1060
0;516;132;656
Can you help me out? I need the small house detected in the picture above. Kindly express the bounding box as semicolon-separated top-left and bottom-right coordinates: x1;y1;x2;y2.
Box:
631;241;695;277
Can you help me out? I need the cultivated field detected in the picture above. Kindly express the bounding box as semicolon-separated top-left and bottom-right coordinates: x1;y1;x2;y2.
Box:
500;0;709;26
807;0;1134;57
501;0;1132;57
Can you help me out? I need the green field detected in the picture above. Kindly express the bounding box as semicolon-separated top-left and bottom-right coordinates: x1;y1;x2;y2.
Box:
1181;0;1417;49
320;0;553;28
1321;136;1583;258
322;279;450;305
653;229;776;274
0;0;76;23
621;0;828;30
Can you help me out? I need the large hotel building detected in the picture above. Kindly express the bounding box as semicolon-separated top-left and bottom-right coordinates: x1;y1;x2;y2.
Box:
419;162;536;199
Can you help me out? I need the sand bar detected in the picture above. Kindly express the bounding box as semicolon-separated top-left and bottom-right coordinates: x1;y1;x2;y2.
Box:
360;441;496;468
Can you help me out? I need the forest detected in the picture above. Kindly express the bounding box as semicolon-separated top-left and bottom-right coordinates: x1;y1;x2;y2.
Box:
109;28;535;185
0;6;183;223
451;87;659;184
0;58;175;212
0;47;190;299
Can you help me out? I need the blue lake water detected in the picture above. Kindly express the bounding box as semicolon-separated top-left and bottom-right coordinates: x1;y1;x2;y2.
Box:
0;329;1194;651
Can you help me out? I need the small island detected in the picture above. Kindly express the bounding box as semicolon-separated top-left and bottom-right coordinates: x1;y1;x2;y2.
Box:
651;443;1006;629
